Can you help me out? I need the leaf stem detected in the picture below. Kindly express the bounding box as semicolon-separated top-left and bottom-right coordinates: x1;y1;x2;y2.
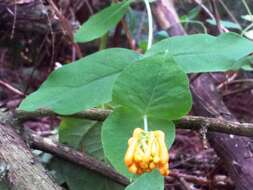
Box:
143;0;153;50
99;32;108;50
144;114;149;131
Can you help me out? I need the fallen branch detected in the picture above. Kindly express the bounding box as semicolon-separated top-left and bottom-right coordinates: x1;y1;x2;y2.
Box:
28;131;129;186
16;109;253;137
0;113;62;190
27;130;233;188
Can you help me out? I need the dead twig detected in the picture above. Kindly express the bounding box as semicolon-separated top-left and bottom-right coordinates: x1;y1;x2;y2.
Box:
169;171;233;187
112;0;136;49
210;0;223;33
0;79;24;97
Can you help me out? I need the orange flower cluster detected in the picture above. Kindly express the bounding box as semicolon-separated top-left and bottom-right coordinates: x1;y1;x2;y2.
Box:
124;128;169;176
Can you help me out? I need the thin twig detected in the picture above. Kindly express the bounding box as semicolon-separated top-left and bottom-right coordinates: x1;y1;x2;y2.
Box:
0;80;25;97
223;79;253;85
193;0;228;32
222;86;253;96
47;0;82;58
121;19;136;50
217;73;238;90
169;171;233;187
211;0;223;33
84;0;93;14
112;0;136;49
169;171;208;186
218;0;241;28
176;177;193;190
10;0;17;39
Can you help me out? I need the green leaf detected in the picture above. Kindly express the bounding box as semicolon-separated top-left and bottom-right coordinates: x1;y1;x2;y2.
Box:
59;118;97;149
244;30;253;40
125;170;163;190
180;6;201;22
74;0;131;43
206;19;241;30
241;15;253;22
0;181;8;190
55;118;121;190
145;32;253;73
49;159;124;190
19;48;140;114
237;56;253;71
113;54;192;120
102;107;175;177
80;122;105;161
59;118;105;160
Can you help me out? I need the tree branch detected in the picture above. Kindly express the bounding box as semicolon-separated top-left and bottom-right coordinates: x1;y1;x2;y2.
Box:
0;112;62;190
27;130;233;188
27;132;129;186
16;109;253;137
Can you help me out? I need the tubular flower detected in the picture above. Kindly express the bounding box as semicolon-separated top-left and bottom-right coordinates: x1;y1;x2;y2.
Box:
124;128;169;176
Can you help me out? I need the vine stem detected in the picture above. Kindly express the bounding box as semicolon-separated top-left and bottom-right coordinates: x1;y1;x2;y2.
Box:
143;0;153;50
144;115;149;131
143;0;153;131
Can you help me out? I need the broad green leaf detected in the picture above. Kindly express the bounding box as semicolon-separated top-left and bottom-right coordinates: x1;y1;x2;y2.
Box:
80;122;105;161
59;118;97;149
49;159;124;190
102;107;175;177
19;48;140;114
125;171;163;190
113;54;192;120
145;32;253;73
74;0;131;42
59;118;105;160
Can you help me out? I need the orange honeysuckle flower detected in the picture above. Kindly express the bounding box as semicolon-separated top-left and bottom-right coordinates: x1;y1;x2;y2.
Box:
124;128;169;176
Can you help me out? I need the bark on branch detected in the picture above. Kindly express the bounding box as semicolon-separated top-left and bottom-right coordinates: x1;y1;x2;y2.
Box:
0;112;62;190
16;109;253;137
27;132;129;186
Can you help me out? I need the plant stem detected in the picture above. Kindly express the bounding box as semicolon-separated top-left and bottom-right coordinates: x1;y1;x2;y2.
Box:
241;22;253;36
241;0;253;17
144;114;148;131
99;32;108;50
143;0;153;50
